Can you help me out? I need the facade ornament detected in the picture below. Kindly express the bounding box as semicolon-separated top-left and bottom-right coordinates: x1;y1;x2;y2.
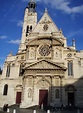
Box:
43;24;48;31
8;51;13;57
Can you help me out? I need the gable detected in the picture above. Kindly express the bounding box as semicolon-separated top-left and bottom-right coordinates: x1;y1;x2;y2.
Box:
25;59;66;70
32;10;59;34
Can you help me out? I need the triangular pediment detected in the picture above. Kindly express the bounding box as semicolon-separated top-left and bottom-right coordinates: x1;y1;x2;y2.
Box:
32;10;59;34
25;59;66;70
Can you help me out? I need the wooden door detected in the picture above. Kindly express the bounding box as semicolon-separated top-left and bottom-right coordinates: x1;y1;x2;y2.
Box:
16;92;22;104
39;90;48;106
68;92;75;106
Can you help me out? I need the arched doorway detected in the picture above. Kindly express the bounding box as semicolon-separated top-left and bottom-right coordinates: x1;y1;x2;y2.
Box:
65;85;76;106
37;78;50;107
39;89;48;107
15;85;22;104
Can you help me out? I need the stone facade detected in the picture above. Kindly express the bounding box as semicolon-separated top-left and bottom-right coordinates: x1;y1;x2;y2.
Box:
0;0;83;108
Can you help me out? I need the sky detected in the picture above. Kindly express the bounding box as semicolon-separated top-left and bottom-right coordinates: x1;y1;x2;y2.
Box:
0;0;83;69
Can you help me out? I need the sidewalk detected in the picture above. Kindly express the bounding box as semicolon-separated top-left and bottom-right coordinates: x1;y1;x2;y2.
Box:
0;107;83;113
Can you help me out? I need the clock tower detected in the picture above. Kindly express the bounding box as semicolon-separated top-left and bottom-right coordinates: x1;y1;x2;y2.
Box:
19;0;37;52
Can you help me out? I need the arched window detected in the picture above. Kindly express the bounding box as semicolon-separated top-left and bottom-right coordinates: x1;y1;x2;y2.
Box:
30;26;32;31
3;84;8;95
55;89;59;99
26;26;29;33
68;61;73;76
6;64;10;77
31;4;33;8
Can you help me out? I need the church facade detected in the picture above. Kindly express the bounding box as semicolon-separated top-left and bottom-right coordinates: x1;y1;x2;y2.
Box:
0;0;83;108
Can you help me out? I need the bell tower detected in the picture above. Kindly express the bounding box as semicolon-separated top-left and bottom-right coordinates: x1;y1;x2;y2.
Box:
18;0;37;52
28;0;36;13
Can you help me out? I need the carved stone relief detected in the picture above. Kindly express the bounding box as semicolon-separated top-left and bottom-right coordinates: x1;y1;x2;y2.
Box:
37;79;50;88
28;47;35;60
54;47;62;59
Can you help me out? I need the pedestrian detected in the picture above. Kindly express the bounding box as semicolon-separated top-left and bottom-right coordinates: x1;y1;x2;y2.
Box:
61;103;63;110
3;104;8;112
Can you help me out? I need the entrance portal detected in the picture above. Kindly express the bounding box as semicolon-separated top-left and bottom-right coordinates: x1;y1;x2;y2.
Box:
39;90;48;107
68;92;74;106
16;92;22;104
66;85;76;106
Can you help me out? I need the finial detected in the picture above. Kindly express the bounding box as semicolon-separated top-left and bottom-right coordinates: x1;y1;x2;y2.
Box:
72;39;76;47
10;51;12;54
45;8;48;12
8;51;13;57
60;28;62;34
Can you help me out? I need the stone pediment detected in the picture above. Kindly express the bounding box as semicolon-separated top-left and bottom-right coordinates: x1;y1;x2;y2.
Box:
32;10;59;34
25;59;66;70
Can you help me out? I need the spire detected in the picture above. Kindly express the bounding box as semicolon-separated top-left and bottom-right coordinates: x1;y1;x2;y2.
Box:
72;39;76;50
28;0;36;13
72;39;76;47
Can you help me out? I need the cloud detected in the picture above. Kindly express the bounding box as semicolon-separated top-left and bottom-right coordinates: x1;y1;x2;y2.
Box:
22;0;41;2
67;28;83;38
0;36;7;39
22;0;83;15
8;39;20;44
42;0;83;14
17;20;23;27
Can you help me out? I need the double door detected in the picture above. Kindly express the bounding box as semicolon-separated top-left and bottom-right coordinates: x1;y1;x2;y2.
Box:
39;90;48;107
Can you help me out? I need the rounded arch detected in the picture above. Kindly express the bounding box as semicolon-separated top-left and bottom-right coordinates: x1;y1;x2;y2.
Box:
15;84;23;91
65;85;76;92
3;84;8;95
27;36;64;47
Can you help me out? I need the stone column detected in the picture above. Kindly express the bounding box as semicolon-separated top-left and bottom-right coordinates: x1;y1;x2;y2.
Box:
32;75;36;101
60;76;63;104
50;75;54;102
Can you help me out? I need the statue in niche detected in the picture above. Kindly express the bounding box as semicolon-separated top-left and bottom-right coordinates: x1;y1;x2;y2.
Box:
28;88;32;98
29;48;35;59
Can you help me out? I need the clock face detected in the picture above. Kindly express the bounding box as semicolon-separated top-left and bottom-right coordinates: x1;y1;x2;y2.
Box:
39;45;50;56
28;18;32;21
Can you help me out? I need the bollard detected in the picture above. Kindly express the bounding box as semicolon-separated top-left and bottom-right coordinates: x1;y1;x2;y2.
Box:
77;109;80;113
7;108;9;112
33;110;36;113
13;109;16;113
47;110;50;113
